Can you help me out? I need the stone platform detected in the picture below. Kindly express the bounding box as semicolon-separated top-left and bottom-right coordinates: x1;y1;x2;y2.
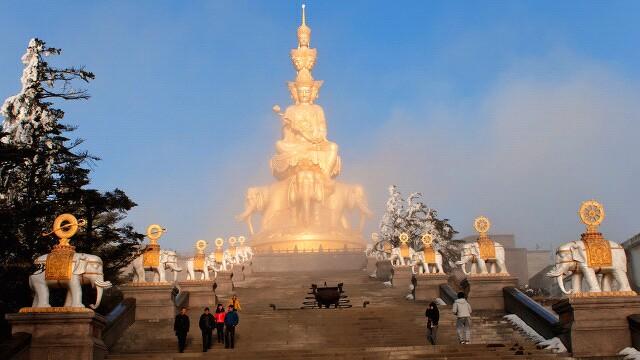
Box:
214;271;233;294
466;275;518;311
251;251;366;272
553;295;640;358
177;280;216;309
119;283;176;321
6;310;107;360
392;265;413;287
414;273;449;301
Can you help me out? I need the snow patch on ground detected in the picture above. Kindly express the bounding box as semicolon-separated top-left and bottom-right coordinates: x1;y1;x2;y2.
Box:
620;347;640;360
503;314;567;353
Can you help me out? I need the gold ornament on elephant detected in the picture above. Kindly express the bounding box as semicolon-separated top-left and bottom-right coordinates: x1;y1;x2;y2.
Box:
194;240;207;271
578;200;612;267
579;200;605;233
215;237;224;263
421;233;436;264
474;216;496;260
474;216;491;235
44;214;85;281
143;224;165;268
399;233;410;258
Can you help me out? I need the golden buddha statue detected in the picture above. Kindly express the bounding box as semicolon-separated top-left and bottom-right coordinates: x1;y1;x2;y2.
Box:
237;4;370;252
271;68;340;180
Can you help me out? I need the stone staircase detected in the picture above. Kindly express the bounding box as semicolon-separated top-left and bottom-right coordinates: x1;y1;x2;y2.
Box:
107;270;573;359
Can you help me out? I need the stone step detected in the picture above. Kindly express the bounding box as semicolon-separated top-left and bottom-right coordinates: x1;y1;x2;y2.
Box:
108;270;569;359
106;343;569;360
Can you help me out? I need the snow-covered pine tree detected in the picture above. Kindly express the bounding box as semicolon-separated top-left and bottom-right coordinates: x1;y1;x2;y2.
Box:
378;185;459;271
0;39;143;325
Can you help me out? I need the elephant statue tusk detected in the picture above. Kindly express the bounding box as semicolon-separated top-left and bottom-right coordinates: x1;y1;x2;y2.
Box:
556;274;571;295
94;279;112;288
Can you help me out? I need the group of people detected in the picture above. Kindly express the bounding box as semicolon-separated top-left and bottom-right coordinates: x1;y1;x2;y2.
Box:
424;292;473;345
173;295;242;353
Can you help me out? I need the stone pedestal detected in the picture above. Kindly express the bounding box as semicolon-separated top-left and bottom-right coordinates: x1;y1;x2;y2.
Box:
6;311;107;360
244;261;253;276
366;257;377;274
232;264;245;282
375;260;392;281
414;273;449;301
553;296;640;358
119;283;175;321
466;275;518;311
177;280;217;309
215;271;234;294
392;266;413;287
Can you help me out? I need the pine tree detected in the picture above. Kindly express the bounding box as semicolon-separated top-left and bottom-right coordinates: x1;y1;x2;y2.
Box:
0;39;143;328
378;185;459;271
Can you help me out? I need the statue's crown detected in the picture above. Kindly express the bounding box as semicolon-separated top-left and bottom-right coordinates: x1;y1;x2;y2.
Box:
297;4;311;45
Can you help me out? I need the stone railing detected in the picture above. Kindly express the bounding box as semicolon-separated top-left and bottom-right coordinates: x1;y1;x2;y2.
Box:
628;314;640;349
102;298;136;349
503;286;560;339
254;248;365;255
174;290;189;310
439;284;458;305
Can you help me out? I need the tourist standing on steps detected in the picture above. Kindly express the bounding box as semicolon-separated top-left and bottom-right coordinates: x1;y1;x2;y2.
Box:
174;307;190;353
214;304;226;344
224;305;240;349
452;292;472;344
228;294;242;311
425;301;439;345
199;307;215;351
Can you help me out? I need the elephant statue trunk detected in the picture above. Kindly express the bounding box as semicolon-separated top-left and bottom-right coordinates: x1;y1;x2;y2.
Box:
456;250;473;275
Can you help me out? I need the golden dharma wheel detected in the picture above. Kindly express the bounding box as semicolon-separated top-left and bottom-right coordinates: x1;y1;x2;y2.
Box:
399;233;409;243
146;224;165;241
474;216;491;234
215;237;224;248
579;200;605;228
228;236;237;246
196;239;207;252
53;213;82;240
238;236;246;245
421;233;433;246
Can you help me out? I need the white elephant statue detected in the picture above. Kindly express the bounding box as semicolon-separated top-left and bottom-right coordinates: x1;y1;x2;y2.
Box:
185;254;217;280
389;246;416;267
412;249;445;274
456;242;507;275
213;250;235;272
234;246;253;263
365;244;375;257
30;253;112;309
130;249;183;283
370;241;391;260
546;239;632;294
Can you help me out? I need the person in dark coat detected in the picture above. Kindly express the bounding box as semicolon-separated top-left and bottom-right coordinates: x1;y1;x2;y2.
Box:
214;304;226;343
199;307;215;351
224;305;240;349
425;302;440;345
173;307;190;353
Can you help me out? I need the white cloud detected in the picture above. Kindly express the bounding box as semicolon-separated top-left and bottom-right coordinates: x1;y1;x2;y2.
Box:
347;54;640;250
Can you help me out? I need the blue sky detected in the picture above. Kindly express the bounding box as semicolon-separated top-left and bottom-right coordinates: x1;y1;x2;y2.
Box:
1;1;639;252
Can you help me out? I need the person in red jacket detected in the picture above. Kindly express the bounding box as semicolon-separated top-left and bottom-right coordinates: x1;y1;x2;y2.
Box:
214;303;226;344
